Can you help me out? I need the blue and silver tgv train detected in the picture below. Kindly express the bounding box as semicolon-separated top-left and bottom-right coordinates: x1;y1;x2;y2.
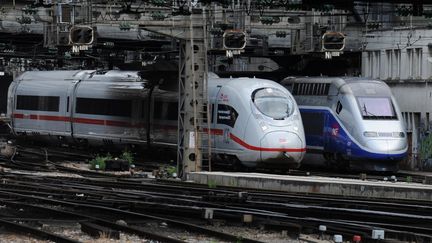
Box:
281;77;408;172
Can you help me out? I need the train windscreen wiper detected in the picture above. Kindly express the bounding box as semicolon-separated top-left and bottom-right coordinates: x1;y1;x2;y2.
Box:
362;104;378;118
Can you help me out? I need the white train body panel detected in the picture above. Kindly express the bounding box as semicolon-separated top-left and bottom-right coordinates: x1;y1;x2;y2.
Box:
8;70;306;168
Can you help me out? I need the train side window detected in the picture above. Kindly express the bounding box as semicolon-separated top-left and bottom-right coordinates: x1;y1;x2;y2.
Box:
211;104;214;123
217;104;238;128
141;100;148;118
16;95;60;112
153;101;163;119
166;102;178;120
336;101;343;114
76;98;132;117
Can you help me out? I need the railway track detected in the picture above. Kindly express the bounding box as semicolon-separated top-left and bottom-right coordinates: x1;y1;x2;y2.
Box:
0;146;430;241
7;145;431;184
0;169;431;242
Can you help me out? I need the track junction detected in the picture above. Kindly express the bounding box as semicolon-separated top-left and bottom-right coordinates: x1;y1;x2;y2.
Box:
0;146;430;242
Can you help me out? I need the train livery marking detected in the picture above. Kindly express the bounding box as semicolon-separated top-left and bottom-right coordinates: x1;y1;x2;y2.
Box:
12;112;306;153
229;133;306;152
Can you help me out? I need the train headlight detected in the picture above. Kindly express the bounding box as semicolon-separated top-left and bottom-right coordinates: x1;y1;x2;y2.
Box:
363;131;378;137
259;121;268;131
392;132;405;138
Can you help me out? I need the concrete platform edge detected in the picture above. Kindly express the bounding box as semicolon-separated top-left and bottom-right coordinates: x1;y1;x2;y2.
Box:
187;172;432;201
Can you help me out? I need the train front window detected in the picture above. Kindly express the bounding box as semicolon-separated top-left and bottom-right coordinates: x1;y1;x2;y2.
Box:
357;97;397;120
252;88;294;120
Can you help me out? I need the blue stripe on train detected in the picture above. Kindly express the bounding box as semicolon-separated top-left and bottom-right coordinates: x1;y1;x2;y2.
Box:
299;107;406;161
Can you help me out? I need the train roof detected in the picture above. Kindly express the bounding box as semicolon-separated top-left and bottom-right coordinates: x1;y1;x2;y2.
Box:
209;76;281;89
281;76;385;87
208;76;287;99
281;76;392;96
15;71;283;96
16;70;220;84
16;70;145;83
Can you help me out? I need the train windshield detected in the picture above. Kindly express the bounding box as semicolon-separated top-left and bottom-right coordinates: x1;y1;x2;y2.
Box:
357;97;397;120
252;88;294;119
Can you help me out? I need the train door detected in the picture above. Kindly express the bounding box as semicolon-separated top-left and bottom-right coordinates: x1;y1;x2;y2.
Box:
213;86;224;151
64;81;78;135
209;103;216;150
214;87;235;151
68;80;81;138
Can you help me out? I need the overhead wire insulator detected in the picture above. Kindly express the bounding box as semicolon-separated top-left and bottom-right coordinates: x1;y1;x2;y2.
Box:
256;0;273;7
396;5;412;17
48;47;58;54
284;4;302;10
150;0;169;7
260;16;281;25
276;31;287;38
22;6;37;15
119;22;132;31
64;52;72;60
17;16;32;24
320;4;334;12
151;11;166;21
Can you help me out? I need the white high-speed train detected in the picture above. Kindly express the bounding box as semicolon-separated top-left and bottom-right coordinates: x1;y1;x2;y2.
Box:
7;70;306;168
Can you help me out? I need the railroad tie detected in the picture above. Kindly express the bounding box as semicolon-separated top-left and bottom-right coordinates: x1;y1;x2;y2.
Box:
80;221;120;239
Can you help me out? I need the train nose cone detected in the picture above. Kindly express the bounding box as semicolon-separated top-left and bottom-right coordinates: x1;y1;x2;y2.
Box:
365;139;387;153
365;139;407;155
260;131;305;166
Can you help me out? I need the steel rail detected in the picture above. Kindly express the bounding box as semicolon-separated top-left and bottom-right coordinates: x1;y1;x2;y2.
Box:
0;218;81;243
0;190;266;243
1;200;186;243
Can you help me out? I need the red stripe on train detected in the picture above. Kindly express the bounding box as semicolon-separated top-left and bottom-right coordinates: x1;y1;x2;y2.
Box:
12;113;306;152
14;113;130;127
13;113;70;122
230;133;306;152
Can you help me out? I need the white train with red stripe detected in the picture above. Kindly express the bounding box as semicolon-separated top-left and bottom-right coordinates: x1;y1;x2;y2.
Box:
7;70;306;168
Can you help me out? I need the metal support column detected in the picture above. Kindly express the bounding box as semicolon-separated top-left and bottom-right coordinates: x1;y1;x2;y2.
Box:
177;13;208;178
130;7;211;178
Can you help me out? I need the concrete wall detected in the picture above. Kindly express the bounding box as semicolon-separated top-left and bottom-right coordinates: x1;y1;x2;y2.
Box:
362;28;432;81
363;28;432;170
389;82;432;170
